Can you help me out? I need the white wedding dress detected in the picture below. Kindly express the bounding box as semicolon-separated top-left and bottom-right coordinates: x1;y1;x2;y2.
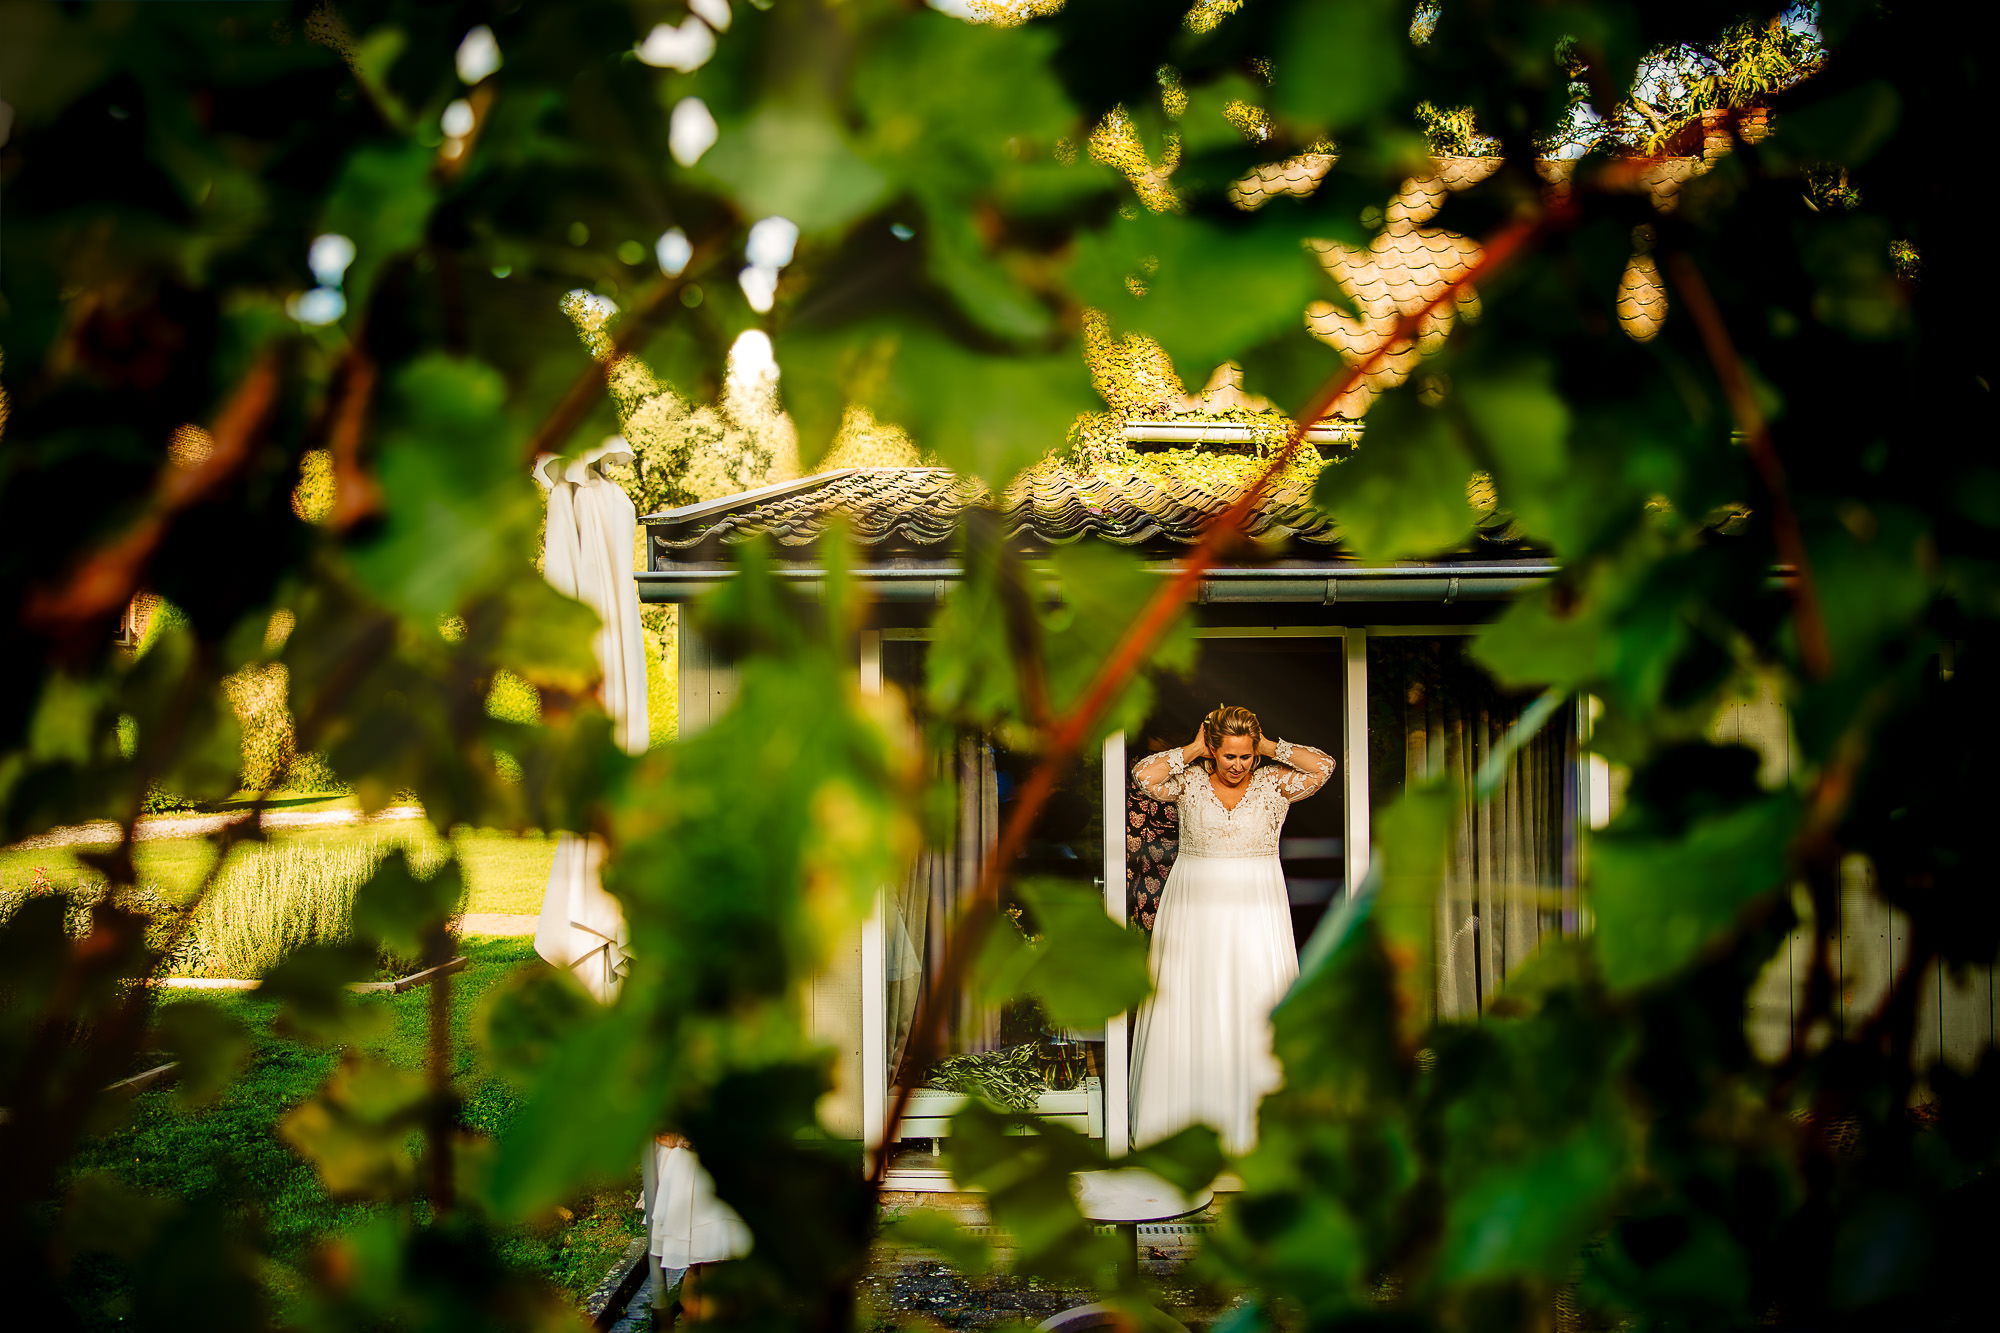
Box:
1128;740;1335;1154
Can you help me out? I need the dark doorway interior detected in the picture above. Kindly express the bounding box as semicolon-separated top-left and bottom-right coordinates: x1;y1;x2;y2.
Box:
1137;638;1347;951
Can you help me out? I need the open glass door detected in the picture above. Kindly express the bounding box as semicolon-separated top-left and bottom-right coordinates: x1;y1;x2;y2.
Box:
876;636;1109;1186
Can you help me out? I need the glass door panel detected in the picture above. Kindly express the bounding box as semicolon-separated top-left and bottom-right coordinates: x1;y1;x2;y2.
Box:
879;639;1108;1178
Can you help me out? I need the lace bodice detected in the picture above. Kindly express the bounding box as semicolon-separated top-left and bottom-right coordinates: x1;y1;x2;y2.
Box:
1130;740;1335;858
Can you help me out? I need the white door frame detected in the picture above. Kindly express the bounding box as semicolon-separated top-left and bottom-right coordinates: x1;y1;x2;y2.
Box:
1100;729;1130;1157
857;622;1473;1174
858;631;888;1174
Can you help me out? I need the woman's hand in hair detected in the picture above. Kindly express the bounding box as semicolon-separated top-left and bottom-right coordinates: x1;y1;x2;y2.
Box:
1185;723;1210;763
1257;736;1279;758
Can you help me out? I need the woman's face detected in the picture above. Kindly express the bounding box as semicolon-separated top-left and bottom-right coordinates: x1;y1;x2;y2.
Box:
1215;733;1257;785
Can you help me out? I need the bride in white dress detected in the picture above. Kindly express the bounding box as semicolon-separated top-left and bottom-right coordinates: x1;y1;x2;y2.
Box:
1128;706;1335;1154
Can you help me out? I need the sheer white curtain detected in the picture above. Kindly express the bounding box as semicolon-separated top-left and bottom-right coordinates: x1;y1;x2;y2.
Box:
1369;638;1574;1020
888;735;1000;1083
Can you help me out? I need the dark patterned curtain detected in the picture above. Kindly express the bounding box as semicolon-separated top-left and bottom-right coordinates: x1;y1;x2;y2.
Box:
1369;638;1577;1020
1125;780;1178;932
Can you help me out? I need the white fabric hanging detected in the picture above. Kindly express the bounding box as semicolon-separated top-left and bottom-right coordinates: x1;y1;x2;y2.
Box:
531;444;752;1274
532;442;648;1003
535;443;649;757
640;1141;754;1269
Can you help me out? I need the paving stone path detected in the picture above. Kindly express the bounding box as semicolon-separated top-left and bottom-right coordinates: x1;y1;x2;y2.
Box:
7;805;426;851
460;912;539;936
593;1230;1231;1331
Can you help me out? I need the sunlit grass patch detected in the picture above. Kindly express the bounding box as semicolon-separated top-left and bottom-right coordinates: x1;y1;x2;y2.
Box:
189;836;455;978
0;823;556;921
69;938;642;1319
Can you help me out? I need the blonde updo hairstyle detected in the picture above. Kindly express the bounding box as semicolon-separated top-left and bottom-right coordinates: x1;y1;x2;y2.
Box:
1200;705;1263;769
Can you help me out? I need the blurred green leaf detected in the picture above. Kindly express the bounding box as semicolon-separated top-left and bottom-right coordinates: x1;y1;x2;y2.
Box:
945;1100;1124;1285
1313;391;1480;559
927;534;1194;744
350;847;462;959
153;999;254;1109
1592;794;1800;991
779;319;1094;484
1454;352;1572;543
1375;779;1457;1040
348;25;414;133
1435;1110;1629;1282
855;13;1074;192
1125;1123;1227;1197
120;620;242;806
883;1207;994;1277
54;1171;177;1267
974;877;1151;1030
260;942;382;1043
279;1054;428;1198
479;1000;660;1225
1471;564;1623;696
484;578;606;699
1769;79;1901;168
320;141;434;313
1276;876;1408;1115
1236;322;1347;418
1043;538;1195;738
1072;207;1324;382
475;966;599;1085
699;104;891;237
1179;75;1271;159
1270;0;1408;135
345;353;534;622
1589;1205;1754;1323
920;210;1060;344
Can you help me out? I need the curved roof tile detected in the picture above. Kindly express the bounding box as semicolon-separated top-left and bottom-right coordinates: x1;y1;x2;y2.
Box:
646;467;1346;563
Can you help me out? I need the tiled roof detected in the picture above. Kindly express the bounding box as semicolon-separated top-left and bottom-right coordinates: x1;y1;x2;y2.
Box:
646;467;1349;565
1616;253;1669;342
1229;152;1337;209
1229;154;1705;418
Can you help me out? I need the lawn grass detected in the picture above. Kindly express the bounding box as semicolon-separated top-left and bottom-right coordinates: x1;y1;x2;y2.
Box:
1;823;556;917
69;936;641;1324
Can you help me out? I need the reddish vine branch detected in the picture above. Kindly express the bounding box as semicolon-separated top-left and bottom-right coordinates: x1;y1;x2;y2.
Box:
1662;251;1832;679
869;206;1561;1184
24;350;281;641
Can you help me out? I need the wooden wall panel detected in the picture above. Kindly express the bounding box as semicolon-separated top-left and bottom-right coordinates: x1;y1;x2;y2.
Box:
811;922;865;1139
1940;955;1996;1073
677;625;741;737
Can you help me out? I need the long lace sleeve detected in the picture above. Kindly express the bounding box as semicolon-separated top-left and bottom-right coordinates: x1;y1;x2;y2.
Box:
1131;747;1189;801
1268;739;1336;802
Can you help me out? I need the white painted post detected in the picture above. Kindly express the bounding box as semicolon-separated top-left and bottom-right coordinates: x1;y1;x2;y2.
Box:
1102;730;1130;1158
857;632;888;1172
1343;630;1371;897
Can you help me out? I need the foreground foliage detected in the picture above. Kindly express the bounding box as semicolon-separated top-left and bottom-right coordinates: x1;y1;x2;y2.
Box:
1;1;1992;1331
59;939;637;1326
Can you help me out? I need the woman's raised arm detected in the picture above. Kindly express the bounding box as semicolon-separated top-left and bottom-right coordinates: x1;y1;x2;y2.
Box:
1261;737;1336;802
1132;726;1207;800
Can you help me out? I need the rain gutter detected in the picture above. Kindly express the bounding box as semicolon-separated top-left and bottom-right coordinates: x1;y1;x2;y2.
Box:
633;563;1561;605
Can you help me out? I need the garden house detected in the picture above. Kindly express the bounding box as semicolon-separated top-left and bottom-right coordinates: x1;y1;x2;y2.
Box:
640;455;1593;1189
642;455;1997;1192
